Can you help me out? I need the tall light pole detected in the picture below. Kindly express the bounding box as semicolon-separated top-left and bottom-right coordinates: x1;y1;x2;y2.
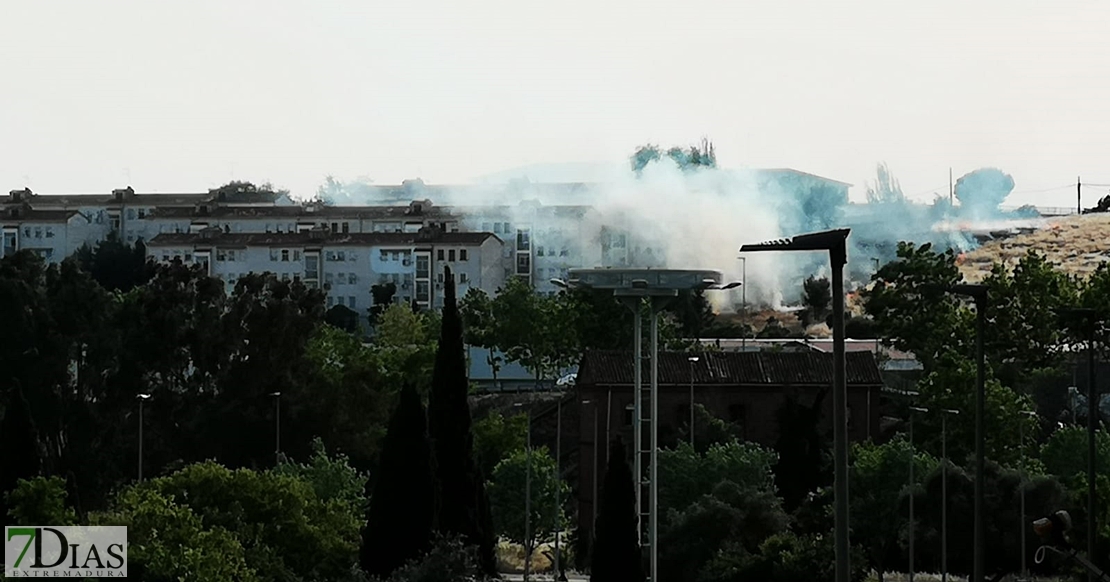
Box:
583;399;599;527
513;400;534;582
137;393;151;482
687;356;699;447
556;271;739;582
939;407;958;582
1018;409;1038;579
1059;306;1099;581
908;405;928;582
944;283;989;582
554;393;565;581
741;228;852;582
268;391;282;465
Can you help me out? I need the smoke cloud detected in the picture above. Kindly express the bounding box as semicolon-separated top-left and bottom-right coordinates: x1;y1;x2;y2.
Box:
311;161;1032;309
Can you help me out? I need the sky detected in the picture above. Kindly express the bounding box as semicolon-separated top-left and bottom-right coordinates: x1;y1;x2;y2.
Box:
3;0;1110;208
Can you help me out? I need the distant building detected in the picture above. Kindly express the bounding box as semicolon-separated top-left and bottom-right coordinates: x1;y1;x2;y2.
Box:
145;226;504;316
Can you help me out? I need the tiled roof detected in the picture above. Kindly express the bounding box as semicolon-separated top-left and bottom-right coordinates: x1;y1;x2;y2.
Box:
0;209;80;224
147;204;462;220
576;350;883;387
4;193;211;207
146;230;501;247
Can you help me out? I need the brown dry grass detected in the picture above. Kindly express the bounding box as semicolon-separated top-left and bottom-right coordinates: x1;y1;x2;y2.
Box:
957;213;1110;283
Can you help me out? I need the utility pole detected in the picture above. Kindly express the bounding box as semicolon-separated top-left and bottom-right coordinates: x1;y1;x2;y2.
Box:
949;168;954;207
1078;177;1082;214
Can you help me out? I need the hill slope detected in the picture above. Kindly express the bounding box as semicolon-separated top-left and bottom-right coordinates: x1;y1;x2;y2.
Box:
957;213;1110;282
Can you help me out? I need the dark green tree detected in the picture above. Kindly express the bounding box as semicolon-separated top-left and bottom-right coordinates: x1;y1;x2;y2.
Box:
369;282;397;321
591;438;645;582
74;233;151;292
0;385;43;526
361;384;435;579
325;304;360;333
798;276;832;327
426;266;497;574
773;393;830;511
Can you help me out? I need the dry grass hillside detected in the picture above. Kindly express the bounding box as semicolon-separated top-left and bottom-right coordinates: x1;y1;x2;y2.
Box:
957;213;1110;283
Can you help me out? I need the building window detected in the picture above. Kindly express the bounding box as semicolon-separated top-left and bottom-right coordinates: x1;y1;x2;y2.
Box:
448;249;456;262
327;296;334;308
536;245;544;257
516;229;530;251
338;272;348;285
560;247;568;257
281;249;290;261
348;296;356;308
493;223;501;233
416;255;430;279
416;280;430;303
437;249;445;261
502;222;510;232
459;272;468;284
342;222;350;234
380;249;388;260
45;228;54;238
516;254;531;274
624;404;635;426
460;249;468;261
217;250;227;261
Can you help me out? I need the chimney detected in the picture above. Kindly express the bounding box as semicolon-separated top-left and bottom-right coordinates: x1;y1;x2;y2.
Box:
112;186;133;201
9;188;31;202
416;224;443;242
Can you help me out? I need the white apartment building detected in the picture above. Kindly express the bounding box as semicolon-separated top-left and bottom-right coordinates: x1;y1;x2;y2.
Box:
145;226;505;314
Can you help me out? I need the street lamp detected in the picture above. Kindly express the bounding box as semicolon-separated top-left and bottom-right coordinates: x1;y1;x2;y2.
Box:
938;406;959;582
1058;306;1100;582
908;405;928;582
268;391;282;465
513;400;534;582
554;269;740;582
687;356;699;447
942;283;989;582
137;393;152;482
1019;409;1038;579
740;228;852;582
583;400;600;527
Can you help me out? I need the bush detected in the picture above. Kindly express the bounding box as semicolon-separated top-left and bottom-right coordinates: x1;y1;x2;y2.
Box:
371;534;493;582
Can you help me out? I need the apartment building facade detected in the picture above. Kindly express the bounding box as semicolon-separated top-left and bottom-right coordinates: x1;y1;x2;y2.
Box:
145;226;504;312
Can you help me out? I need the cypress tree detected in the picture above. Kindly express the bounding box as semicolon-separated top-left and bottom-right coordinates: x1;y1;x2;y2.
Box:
426;266;497;574
0;385;42;526
591;438;645;582
361;384;435;578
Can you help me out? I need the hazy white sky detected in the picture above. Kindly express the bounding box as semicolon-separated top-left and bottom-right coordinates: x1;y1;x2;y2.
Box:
3;0;1109;207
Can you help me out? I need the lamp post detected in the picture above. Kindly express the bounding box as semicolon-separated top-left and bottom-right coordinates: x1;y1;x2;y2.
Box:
908;405;929;582
939;407;958;582
513;401;534;582
583;399;599;526
943;283;989;582
687;356;699;447
1018;409;1038;579
555;271;739;582
554;393;565;581
268;391;282;465
137;393;151;482
740;228;852;582
1059;306;1099;581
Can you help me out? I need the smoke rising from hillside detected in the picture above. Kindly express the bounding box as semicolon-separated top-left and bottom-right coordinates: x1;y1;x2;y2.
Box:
314;162;1030;309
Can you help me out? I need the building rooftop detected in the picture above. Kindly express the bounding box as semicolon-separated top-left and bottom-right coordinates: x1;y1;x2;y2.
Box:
146;230;502;248
0;208;80;224
577;349;883;387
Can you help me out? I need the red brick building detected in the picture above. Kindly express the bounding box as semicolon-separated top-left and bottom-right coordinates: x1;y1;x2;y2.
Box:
574;349;884;536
